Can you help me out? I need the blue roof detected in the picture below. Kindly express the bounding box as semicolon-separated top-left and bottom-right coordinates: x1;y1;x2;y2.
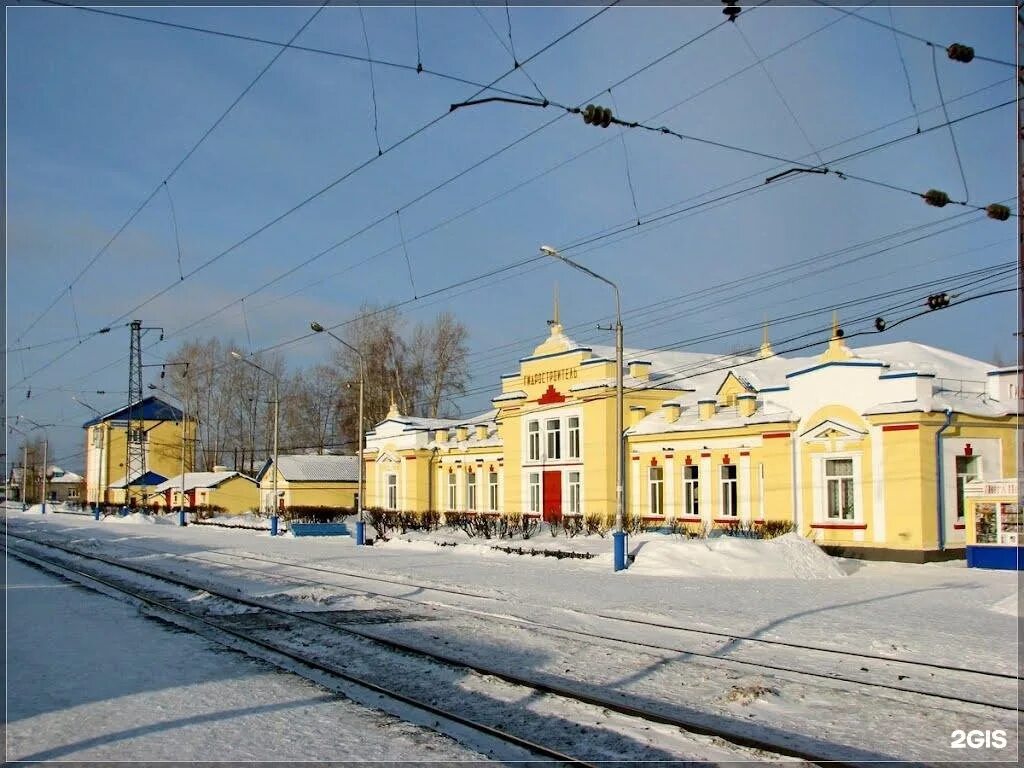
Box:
82;396;184;428
109;470;169;489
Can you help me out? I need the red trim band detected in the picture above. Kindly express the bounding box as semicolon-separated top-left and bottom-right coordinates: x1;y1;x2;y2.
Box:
882;424;919;432
763;432;791;439
953;523;966;530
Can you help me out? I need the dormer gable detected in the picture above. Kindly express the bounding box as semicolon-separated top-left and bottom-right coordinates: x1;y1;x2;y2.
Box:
800;418;867;441
716;371;754;407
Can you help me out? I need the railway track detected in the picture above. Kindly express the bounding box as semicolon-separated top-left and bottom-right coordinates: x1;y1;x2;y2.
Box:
6;521;1018;763
50;533;1018;711
5;533;839;766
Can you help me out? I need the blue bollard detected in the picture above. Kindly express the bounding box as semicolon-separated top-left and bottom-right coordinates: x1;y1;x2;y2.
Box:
178;508;186;527
612;530;628;572
120;505;129;517
355;520;366;545
41;502;46;515
270;515;279;536
92;505;100;521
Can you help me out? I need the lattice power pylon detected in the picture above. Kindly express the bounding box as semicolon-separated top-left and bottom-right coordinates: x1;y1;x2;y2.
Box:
126;319;145;496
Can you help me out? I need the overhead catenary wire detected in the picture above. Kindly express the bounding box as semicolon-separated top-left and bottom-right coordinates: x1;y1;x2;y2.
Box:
9;3;620;391
13;1;330;347
4;0;951;367
888;4;921;134
14;4;1007;409
733;21;825;167
357;2;384;156
931;44;971;202
810;0;1016;68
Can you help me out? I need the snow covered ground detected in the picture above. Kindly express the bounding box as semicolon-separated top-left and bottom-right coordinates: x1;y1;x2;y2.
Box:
5;506;1020;763
4;556;488;762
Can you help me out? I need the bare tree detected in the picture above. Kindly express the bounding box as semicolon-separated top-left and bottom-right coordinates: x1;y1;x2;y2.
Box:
411;311;469;418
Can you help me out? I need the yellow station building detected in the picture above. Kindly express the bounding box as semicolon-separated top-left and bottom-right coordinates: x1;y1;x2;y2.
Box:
152;471;260;514
83;396;197;506
363;313;1020;562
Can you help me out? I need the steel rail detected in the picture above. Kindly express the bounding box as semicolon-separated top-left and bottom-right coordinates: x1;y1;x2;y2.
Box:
112;539;1019;683
3;542;597;767
139;546;1024;711
5;529;860;766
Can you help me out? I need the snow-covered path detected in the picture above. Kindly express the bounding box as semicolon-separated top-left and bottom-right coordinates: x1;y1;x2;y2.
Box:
6;509;1020;764
5;556;489;762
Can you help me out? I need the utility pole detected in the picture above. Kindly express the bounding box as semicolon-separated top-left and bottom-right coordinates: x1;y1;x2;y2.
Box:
127;319;144;505
1017;6;1022;497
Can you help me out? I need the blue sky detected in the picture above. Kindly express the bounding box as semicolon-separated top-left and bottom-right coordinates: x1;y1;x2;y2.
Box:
5;3;1017;472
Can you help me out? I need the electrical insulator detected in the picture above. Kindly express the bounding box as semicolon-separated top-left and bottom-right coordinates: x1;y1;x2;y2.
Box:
835;327;844;338
722;1;741;22
986;203;1011;221
946;43;975;63
923;189;950;207
875;317;886;332
582;104;613;128
927;293;951;310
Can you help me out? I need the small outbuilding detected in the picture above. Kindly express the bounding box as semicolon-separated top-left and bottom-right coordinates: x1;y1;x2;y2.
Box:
153;470;260;514
256;454;359;514
964;478;1022;570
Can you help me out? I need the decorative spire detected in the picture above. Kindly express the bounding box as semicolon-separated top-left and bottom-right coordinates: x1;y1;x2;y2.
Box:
553;282;560;327
759;316;773;359
386;390;401;419
820;310;853;362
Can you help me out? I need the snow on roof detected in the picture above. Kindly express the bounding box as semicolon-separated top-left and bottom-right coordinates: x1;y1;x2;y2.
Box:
153;471;256;493
627;401;796;435
48;468;83;484
864;392;1014;419
260;455;359;483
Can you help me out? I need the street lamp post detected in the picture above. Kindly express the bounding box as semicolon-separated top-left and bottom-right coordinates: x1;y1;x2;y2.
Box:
15;419;52;514
231;351;280;535
148;383;188;526
310;321;366;546
540;245;627;572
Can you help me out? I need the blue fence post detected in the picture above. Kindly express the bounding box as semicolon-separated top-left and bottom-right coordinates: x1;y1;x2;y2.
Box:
41;501;47;515
270;515;279;536
355;520;366;545
612;530;628;572
178;508;186;527
120;505;129;517
92;504;100;521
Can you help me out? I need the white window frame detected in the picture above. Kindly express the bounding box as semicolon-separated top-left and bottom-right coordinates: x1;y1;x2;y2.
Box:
824;458;855;521
720;465;738;517
386;473;398;511
467;471;478;511
546;418;561;460
528;472;540;514
488;471;499;512
683;465;699;517
528;420;541;462
955;455;980;522
567;416;580;459
649;466;664;516
567;471;581;515
447;471;457;511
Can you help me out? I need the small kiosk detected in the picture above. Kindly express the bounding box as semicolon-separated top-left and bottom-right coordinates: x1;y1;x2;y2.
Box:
964;479;1022;570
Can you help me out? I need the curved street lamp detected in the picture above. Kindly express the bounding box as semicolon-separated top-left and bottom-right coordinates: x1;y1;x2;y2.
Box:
540;245;627;572
231;351;281;533
311;321;366;545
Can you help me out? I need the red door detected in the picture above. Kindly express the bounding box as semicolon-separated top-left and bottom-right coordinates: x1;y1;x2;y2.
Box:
542;471;562;523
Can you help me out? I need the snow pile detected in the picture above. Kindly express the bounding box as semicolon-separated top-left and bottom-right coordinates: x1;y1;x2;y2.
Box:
628;532;845;580
195;513;270;528
990;593;1019;616
104;512;177;526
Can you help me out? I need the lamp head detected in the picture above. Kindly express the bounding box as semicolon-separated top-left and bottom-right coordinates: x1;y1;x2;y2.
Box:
230;350;243;360
539;245;559;256
310;321;325;333
147;384;157;391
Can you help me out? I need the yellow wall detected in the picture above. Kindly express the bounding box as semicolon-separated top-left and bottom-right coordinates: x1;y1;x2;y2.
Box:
260;468;358;510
